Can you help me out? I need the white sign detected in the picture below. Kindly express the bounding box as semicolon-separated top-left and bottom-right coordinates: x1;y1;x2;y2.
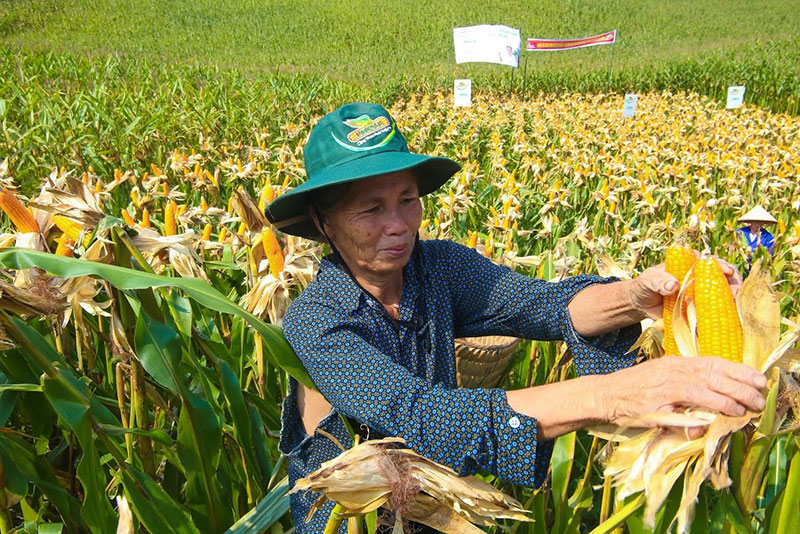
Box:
622;94;638;118
453;25;521;67
726;86;745;109
454;79;472;107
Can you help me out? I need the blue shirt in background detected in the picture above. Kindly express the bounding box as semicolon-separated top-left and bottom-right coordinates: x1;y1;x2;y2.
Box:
736;227;775;254
279;239;641;533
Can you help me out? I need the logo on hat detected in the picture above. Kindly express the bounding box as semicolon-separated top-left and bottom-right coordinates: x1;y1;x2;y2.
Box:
332;114;395;151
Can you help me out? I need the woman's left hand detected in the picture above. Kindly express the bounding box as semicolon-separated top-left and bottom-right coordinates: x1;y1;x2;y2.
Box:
630;258;743;320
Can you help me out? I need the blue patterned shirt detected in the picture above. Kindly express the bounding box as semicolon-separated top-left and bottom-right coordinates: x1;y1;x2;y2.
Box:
279;239;640;533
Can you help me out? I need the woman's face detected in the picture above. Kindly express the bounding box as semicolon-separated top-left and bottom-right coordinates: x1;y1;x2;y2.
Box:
322;170;422;282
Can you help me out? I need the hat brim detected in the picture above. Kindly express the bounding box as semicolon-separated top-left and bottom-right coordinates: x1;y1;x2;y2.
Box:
738;217;777;224
265;151;460;239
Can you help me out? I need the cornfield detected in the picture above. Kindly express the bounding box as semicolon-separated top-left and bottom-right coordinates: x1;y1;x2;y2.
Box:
0;81;798;534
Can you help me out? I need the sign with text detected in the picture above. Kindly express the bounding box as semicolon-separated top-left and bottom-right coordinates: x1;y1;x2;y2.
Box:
622;94;638;118
726;86;746;109
453;25;521;67
454;79;472;107
526;30;616;51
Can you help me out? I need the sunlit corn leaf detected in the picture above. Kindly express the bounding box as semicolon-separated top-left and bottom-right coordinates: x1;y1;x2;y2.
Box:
0;248;314;388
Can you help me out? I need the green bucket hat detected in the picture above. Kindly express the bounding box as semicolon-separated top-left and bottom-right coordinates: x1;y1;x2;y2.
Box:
265;102;461;239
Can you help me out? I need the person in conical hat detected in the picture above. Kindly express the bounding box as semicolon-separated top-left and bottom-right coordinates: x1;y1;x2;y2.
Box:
736;206;776;255
266;103;766;534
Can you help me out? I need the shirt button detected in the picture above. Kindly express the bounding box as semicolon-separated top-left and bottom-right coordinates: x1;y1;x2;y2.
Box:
508;416;521;429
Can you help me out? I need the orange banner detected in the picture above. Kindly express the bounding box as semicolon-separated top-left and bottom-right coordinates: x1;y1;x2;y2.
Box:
526;30;616;51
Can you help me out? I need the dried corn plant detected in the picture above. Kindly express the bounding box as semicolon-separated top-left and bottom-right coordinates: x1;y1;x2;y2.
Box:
292;436;531;534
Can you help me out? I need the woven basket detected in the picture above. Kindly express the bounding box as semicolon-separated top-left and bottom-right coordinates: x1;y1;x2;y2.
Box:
454;335;521;389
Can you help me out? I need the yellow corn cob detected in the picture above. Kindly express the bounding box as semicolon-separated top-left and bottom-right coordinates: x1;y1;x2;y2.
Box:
485;232;494;258
261;227;284;278
164;201;177;236
200;197;209;213
130;188;140;208
218;227;227;243
694;257;743;362
55;235;75;257
202;223;212;241
466;231;478;249
53;216;82;242
141;208;151;229
0;189;40;233
121;210;135;227
662;243;696;355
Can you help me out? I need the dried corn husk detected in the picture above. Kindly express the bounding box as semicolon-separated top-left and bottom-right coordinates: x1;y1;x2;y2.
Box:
597;258;800;534
291;437;531;534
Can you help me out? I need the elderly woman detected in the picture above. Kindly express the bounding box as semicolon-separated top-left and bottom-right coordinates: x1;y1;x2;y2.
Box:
265;103;766;534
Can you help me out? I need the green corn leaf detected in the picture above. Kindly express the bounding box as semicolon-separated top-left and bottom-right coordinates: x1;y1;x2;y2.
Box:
177;385;228;531
0;247;313;388
248;404;274;486
134;310;182;394
218;359;265;499
587;494;645;534
0;433;32;496
224;481;290;533
736;380;781;513
96;424;174;446
119;463;201;534
551;431;576;533
0;433;86;530
768;447;800;534
41;371;117;534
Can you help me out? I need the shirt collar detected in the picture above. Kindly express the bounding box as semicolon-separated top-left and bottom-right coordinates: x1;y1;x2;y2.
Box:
314;246;422;316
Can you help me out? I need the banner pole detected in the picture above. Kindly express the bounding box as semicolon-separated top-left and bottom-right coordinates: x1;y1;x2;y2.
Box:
606;37;617;93
522;49;529;97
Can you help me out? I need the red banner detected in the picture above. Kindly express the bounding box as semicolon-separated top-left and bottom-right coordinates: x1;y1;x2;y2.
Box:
526;30;616;51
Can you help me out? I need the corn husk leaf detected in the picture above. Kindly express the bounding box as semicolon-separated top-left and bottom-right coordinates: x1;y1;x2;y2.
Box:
291;437;530;533
627;318;664;359
739;259;781;370
672;277;698;357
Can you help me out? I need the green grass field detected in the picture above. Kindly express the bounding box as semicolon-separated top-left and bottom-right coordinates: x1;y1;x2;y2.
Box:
1;0;799;192
3;0;800;93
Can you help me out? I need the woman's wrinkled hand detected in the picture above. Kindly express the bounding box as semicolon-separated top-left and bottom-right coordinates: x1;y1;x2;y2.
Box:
596;356;767;429
628;258;743;321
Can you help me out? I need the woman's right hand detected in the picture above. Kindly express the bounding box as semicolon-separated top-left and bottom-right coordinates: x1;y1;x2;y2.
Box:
595;356;767;428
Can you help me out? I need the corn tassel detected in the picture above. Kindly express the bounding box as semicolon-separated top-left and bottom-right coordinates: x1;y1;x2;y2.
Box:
662;243;696;355
694;257;743;362
261;227;284;278
0;189;39;233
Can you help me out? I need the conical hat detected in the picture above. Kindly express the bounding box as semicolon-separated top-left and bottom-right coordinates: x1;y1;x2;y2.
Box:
738;206;777;224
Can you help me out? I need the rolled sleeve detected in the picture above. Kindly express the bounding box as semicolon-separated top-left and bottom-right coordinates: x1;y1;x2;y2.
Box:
441;240;641;371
